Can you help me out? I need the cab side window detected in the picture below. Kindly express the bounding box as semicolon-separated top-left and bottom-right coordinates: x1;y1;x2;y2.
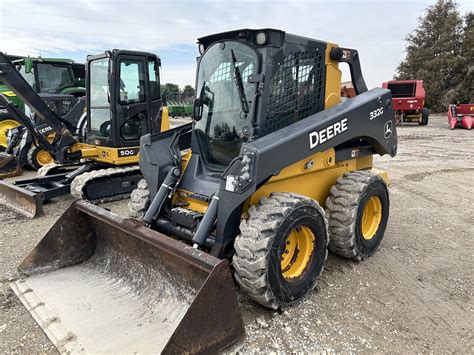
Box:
119;60;146;105
148;61;160;101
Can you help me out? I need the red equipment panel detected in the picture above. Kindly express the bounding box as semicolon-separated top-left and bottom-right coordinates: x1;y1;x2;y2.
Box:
382;80;426;112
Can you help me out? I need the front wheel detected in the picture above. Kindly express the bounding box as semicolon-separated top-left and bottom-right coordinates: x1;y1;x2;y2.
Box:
233;192;329;309
128;179;150;218
0;116;21;151
27;145;54;170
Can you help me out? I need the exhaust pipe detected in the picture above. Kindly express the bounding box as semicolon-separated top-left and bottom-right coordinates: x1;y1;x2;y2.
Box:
10;200;245;353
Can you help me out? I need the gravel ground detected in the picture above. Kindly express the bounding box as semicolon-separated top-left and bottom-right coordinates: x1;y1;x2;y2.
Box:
0;115;473;353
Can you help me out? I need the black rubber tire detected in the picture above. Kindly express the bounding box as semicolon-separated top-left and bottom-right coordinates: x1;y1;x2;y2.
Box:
27;145;53;170
0;114;20;152
233;192;329;309
128;179;150;218
325;171;389;261
420;108;429;125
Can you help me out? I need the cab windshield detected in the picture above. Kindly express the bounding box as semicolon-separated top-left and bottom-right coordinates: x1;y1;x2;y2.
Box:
36;63;75;94
89;57;111;139
194;41;258;169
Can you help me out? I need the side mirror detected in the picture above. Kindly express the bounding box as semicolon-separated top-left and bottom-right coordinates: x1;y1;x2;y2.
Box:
193;98;203;121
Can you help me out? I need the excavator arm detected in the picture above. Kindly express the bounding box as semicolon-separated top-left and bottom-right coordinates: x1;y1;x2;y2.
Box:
0;52;78;163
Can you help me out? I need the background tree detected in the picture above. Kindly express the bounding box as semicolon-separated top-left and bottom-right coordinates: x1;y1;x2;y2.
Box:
162;83;180;101
454;12;473;103
396;0;469;111
160;83;195;102
183;85;195;101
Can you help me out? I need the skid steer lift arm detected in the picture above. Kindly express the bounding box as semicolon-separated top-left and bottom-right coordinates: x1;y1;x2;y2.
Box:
0;52;78;163
330;47;368;95
210;88;397;256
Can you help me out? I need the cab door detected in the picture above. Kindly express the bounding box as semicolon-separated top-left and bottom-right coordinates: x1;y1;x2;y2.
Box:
112;54;151;148
147;58;164;135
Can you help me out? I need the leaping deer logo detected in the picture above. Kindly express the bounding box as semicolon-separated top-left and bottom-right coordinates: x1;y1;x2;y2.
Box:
384;121;393;138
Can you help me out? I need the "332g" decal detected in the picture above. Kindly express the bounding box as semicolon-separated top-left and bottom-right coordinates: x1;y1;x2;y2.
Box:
369;107;384;120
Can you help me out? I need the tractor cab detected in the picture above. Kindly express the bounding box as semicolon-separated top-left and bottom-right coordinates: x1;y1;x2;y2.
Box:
14;57;85;97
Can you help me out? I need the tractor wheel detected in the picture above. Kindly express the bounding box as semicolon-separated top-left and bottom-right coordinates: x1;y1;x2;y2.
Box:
27;145;54;170
325;171;389;261
420;108;429;125
128;179;150;218
233;192;329;309
0;116;21;151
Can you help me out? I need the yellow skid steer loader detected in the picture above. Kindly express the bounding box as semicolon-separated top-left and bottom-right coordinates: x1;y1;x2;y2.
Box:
11;29;397;353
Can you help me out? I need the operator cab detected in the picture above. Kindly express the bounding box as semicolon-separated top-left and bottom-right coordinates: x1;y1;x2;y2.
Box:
86;49;164;148
192;29;328;173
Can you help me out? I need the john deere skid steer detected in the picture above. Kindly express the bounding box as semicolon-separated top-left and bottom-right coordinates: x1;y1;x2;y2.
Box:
11;29;397;353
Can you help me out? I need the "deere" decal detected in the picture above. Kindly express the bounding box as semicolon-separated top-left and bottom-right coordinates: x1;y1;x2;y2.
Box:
309;118;348;149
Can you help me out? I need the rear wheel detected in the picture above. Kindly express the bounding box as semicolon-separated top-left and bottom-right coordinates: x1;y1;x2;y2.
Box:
420;108;429;125
0;117;21;151
233;192;329;309
128;179;150;218
27;145;54;170
325;171;389;261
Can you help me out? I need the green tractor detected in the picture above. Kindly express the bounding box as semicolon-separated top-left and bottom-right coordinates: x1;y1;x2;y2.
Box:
167;100;193;118
0;55;85;166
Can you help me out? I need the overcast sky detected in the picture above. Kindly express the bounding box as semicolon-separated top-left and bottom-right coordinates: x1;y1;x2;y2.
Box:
0;0;472;88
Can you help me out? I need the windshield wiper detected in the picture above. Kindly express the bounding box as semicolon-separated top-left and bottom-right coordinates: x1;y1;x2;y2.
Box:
230;49;249;117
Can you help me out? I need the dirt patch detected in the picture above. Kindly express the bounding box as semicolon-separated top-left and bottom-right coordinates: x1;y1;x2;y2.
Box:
404;167;474;181
0;206;27;224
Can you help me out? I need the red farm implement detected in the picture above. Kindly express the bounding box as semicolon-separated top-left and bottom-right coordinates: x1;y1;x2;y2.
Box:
448;104;474;130
382;80;428;126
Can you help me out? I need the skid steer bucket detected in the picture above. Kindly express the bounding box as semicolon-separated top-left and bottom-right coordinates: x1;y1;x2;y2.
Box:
10;200;245;354
0;151;22;178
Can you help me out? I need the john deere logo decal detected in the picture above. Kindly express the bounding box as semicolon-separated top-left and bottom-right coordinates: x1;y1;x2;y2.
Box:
384;121;393;138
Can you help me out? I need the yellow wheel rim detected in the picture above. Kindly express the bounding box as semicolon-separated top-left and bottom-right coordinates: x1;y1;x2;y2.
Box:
36;149;53;166
281;226;315;279
361;196;382;240
0;119;20;148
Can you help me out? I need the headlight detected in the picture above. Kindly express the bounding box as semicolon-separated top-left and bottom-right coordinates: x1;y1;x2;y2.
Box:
256;32;267;45
198;43;205;55
47;101;57;113
61;100;72;115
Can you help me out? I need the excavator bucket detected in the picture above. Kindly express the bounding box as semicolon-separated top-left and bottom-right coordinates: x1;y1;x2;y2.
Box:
0;180;43;218
10;200;245;353
0;151;22;178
